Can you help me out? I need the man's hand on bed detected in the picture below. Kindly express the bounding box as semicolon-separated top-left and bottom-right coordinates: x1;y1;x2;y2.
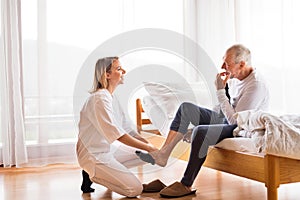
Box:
183;129;193;143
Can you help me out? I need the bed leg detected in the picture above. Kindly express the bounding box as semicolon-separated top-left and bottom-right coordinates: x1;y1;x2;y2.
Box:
136;98;142;133
267;186;278;200
264;154;280;200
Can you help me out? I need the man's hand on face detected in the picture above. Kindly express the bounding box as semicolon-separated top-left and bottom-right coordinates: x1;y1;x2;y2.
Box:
215;71;230;90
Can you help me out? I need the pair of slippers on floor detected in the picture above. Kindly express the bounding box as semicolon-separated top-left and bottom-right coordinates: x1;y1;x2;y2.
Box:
142;179;196;198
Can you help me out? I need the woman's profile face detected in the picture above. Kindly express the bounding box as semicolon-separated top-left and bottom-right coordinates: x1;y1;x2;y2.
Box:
107;59;126;85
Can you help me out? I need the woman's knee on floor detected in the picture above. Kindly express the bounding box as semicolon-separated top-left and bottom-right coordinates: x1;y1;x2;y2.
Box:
91;175;143;197
123;183;143;198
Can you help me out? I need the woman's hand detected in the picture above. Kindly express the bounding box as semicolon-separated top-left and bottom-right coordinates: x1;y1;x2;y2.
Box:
133;134;149;143
118;133;158;153
183;129;193;143
147;143;158;152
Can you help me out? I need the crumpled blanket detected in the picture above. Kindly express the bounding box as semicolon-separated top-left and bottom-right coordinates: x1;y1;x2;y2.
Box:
233;110;300;160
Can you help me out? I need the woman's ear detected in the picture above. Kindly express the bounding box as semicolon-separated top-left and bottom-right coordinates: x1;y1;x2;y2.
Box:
106;72;111;80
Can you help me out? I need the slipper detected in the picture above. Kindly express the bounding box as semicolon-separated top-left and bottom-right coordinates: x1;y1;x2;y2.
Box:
142;179;167;193
159;181;196;198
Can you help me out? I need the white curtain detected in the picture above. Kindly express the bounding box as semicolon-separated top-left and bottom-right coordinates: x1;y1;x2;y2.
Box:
185;0;236;66
183;0;236;82
7;0;184;167
2;0;300;167
0;0;27;167
191;0;300;115
233;0;300;115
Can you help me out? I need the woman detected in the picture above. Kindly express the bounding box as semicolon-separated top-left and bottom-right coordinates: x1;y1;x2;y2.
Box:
76;57;158;197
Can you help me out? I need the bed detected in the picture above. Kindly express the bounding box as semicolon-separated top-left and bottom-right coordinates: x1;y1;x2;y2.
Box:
136;98;300;200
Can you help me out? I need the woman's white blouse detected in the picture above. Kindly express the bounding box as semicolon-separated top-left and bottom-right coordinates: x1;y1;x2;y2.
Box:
77;89;128;161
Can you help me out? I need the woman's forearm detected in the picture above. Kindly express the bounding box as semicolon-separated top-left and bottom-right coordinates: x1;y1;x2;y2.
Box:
118;134;156;152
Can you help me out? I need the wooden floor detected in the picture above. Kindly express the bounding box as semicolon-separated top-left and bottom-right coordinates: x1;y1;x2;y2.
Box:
1;161;300;200
0;133;299;200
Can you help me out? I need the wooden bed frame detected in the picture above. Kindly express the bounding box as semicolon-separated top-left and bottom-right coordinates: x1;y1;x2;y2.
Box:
136;98;300;200
136;98;161;135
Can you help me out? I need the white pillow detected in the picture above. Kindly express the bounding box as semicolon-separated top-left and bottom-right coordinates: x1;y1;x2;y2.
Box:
143;82;197;119
189;82;212;107
142;96;171;136
142;81;210;136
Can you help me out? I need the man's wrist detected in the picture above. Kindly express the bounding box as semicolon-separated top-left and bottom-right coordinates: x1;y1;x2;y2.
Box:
216;88;225;94
216;89;227;103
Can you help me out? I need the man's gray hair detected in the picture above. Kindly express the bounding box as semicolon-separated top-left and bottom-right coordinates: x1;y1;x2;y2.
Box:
227;44;252;66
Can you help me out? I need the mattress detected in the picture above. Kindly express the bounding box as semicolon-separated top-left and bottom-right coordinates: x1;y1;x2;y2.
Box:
214;137;257;153
142;130;258;154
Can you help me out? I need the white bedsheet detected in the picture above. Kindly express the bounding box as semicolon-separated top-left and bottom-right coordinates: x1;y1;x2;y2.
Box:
215;137;257;153
233;110;300;160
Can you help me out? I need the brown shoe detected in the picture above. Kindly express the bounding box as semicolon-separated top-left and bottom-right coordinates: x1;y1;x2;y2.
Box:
142;179;166;193
159;181;196;198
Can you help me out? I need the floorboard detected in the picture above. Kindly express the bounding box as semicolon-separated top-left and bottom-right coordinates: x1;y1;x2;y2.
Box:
1;160;300;200
1;133;299;200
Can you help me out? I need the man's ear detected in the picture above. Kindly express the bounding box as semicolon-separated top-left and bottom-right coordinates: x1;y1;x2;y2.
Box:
240;60;245;68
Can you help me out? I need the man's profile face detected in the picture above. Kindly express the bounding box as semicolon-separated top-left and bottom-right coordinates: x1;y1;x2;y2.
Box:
222;51;240;79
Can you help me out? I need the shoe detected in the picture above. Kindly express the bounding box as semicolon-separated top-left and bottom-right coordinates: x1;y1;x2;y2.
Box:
142;179;166;193
159;182;196;198
81;186;95;193
81;170;95;193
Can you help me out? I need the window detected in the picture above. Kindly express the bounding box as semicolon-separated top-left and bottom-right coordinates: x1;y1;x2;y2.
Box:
21;0;184;145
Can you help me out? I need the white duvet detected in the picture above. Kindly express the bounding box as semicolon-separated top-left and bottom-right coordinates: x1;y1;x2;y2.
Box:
233;110;300;160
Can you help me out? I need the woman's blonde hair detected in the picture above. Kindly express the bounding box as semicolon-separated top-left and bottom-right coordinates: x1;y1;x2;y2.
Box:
89;56;119;93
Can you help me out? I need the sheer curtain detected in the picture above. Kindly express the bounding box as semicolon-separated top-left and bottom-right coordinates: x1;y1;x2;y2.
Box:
0;0;27;167
3;0;300;168
0;0;184;167
184;0;236;66
233;0;300;115
192;0;300;115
